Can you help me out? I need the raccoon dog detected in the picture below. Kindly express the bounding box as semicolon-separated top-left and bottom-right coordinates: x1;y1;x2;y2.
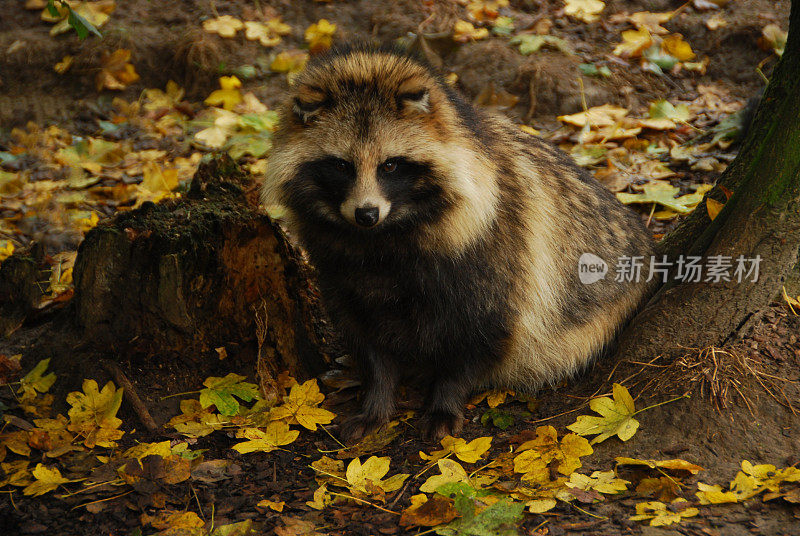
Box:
262;45;655;441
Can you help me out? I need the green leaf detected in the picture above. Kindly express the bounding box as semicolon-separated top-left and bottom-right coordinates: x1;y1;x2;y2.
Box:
480;408;514;430
19;359;57;398
46;0;61;17
435;498;525;536
616;181;706;214
579;63;611;78
67;8;102;40
509;34;573;55
199;373;260;416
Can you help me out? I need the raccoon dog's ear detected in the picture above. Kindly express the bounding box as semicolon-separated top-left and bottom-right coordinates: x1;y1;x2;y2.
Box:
292;85;328;124
397;89;430;114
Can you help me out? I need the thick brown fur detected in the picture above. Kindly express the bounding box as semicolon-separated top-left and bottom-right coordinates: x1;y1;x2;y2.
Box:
262;44;655;441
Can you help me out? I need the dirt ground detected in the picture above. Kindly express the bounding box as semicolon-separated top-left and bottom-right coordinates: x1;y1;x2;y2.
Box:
1;0;798;535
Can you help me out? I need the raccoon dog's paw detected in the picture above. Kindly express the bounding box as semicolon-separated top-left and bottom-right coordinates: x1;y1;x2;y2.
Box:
339;412;386;444
419;410;464;442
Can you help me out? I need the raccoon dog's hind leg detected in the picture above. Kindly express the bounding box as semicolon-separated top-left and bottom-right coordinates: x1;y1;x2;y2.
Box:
339;348;399;442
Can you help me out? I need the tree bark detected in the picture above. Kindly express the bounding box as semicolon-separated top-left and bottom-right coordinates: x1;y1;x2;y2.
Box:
614;0;800;362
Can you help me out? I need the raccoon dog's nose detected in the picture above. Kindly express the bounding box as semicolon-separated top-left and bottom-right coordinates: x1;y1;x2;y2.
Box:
354;206;380;227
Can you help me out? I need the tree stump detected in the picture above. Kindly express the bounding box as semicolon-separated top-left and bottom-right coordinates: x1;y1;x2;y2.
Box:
71;155;330;391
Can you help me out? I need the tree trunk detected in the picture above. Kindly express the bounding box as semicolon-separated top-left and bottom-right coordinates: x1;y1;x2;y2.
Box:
68;155;330;391
613;0;800;362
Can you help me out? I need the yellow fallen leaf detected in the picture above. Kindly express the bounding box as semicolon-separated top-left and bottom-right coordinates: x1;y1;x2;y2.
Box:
628;11;673;34
563;0;605;23
558;104;628;128
615;457;704;475
661;34;695;61
420;459;471;493
270;50;309;82
269;379;335;430
345;456;409;495
23;464;74;496
420;435;492;464
257;499;286;512
141;162;179;194
305;19;336;54
695;482;740;504
18;359;56;400
630;499;699;526
205;76;243;111
49;0;115;36
306;484;331;510
0;240;14;262
232;421;299;454
514;425;593;477
783;287;800;315
203;15;243;38
96;49;140;91
54;55;73;73
66;379;124;448
761;24;787;57
568;470;630;494
613;28;653;58
566;383;639;444
244;19;290;47
706;197;723;220
453;20;489;42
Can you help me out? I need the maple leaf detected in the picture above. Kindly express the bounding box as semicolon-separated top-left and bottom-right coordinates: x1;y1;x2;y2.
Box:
29;415;76;457
400;493;459;527
616;181;707;215
661;34;695;61
199;373;259;416
421;435;493;464
231;421;299;454
142;510;205;536
615;457;705;475
22;463;74;496
66;379;124;448
95;49;140;92
305;19;336;54
613;28;653;58
167;399;226;437
558;104;628;128
49;0;114;37
563;0;605;23
205;76;243;111
345;456;409;496
54;55;74;74
514;426;593;477
270;49;309;76
18;358;56;400
630;498;699;526
143;80;185;112
310;455;346;486
567;470;629;495
509;34;573;55
257;499;286;512
453;20;489;42
123;440;173;460
203;15;243;38
0;460;32;488
269;379;335;431
628;11;674;34
420;459;472;493
244;19;291;47
695;482;740;504
566;384;639;444
306;484;332;510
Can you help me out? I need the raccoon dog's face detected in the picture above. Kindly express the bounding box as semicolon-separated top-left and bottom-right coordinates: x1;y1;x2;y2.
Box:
263;47;500;246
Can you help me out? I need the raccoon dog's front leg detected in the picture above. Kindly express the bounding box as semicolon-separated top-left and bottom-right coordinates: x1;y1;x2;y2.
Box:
339;349;398;443
419;372;475;441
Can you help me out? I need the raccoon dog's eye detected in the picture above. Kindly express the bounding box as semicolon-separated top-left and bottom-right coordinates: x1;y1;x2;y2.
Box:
335;159;349;172
381;160;397;173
